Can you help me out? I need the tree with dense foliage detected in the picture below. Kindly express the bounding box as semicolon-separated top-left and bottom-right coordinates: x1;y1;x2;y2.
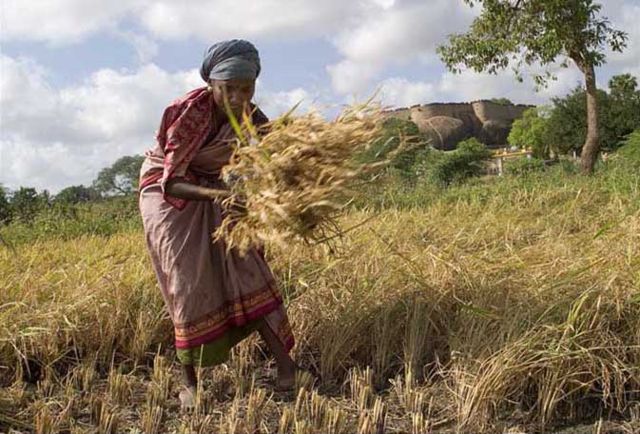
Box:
10;187;44;223
0;185;12;224
55;185;101;204
92;155;145;196
438;0;628;174
609;73;639;99
544;74;639;155
508;107;551;158
545;86;610;155
607;74;640;142
490;98;514;105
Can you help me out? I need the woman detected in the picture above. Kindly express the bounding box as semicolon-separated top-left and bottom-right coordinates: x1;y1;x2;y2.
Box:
139;39;296;408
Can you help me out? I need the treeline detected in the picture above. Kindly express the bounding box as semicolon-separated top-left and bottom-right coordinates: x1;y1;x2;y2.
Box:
362;73;640;187
2;74;639;225
0;155;144;225
509;73;640;158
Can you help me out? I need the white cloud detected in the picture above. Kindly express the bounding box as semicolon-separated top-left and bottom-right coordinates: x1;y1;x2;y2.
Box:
1;0;375;44
0;140;100;193
327;60;379;95
605;0;640;77
0;54;319;192
0;56;82;145
438;65;585;105
371;0;396;9
366;0;640;107
378;77;436;108
366;61;586;109
5;0;635;91
327;0;475;94
255;87;314;118
1;0;145;44
328;0;638;97
4;0;638;73
0;55;201;192
138;0;375;41
60;65;201;141
116;31;160;64
430;0;640;106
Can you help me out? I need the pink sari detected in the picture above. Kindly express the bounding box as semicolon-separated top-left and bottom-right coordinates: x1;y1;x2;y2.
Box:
139;88;293;365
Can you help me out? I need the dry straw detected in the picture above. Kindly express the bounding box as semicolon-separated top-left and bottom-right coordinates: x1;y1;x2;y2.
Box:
2;133;640;432
215;101;393;254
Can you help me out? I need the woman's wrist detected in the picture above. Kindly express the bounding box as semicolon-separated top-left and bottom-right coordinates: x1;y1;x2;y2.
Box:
206;188;230;201
165;179;229;201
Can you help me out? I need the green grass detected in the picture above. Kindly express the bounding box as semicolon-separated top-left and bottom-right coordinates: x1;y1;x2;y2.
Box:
0;196;141;248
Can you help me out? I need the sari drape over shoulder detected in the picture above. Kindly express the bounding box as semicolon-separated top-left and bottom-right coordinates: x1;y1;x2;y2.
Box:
139;87;292;365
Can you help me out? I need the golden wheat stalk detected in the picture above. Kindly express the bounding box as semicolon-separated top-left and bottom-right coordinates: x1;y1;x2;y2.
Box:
215;101;392;255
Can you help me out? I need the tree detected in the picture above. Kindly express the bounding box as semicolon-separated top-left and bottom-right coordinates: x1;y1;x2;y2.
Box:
544;86;610;155
544;75;639;155
508;107;551;158
490;98;514;105
93;155;145;196
10;187;43;223
607;74;640;143
609;74;638;99
55;185;101;204
547;87;616;153
438;0;628;174
0;185;12;224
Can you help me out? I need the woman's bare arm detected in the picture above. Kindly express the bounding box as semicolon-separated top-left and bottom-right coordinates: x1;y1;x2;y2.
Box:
165;179;230;201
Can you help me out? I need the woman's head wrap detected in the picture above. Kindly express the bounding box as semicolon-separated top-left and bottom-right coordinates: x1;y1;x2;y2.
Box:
199;39;261;82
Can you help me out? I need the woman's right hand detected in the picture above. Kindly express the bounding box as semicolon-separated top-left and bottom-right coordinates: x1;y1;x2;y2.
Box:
206;188;231;202
227;195;247;216
166;179;231;202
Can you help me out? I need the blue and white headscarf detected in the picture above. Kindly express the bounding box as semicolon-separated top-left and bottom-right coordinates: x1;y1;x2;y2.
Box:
199;39;261;82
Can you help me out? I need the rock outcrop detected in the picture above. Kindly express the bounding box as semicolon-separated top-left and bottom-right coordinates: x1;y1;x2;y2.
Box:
385;100;533;150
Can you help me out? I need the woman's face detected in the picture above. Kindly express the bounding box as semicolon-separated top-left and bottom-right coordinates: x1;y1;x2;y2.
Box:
210;78;256;119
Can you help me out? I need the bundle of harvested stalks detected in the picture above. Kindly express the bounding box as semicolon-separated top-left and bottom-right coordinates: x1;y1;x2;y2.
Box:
215;102;392;254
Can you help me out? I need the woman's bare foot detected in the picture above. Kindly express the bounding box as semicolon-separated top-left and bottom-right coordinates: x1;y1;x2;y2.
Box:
180;364;197;410
275;365;314;392
255;319;300;391
179;385;197;411
275;367;296;391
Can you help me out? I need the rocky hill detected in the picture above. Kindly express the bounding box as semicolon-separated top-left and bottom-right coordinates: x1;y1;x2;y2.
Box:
384;100;534;150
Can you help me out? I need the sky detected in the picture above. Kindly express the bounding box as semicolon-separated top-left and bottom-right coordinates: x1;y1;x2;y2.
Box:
1;0;639;193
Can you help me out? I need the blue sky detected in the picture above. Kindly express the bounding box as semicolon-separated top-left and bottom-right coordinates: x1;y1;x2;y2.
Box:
1;0;638;192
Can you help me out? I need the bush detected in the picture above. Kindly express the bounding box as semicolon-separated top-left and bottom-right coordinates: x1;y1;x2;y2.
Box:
359;118;431;180
504;157;546;176
508;107;551;158
0;196;141;246
564;158;580;172
9;187;48;224
0;186;11;224
55;185;101;204
426;138;493;186
615;130;640;168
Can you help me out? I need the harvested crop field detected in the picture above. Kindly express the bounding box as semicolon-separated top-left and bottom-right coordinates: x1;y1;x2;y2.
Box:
1;164;640;433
